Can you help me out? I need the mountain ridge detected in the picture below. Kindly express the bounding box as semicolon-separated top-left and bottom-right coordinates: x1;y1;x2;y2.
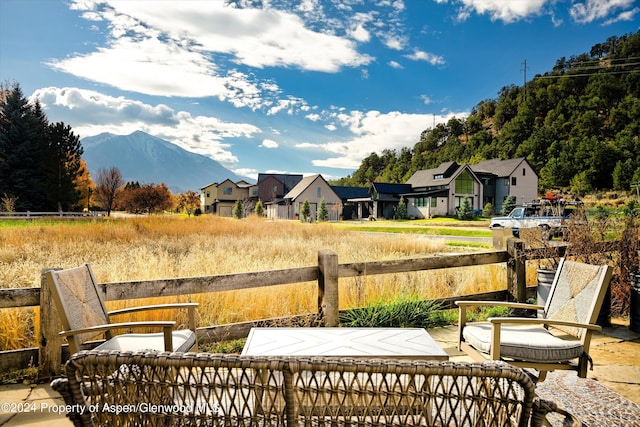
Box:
81;131;248;193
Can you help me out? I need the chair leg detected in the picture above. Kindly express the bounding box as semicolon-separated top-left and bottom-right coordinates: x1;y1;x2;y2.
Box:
578;354;589;378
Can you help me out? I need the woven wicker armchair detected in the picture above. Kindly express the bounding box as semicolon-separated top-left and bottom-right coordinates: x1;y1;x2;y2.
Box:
51;350;577;426
45;263;198;354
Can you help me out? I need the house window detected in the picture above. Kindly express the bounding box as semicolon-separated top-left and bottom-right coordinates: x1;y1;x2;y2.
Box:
223;187;233;195
206;192;210;198
522;168;526;176
434;174;444;180
317;187;321;198
431;197;437;208
252;188;258;196
511;177;517;186
455;170;473;194
273;185;278;193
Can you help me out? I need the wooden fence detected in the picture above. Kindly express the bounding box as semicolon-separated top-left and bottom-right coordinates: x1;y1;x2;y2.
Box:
0;238;567;378
0;211;106;220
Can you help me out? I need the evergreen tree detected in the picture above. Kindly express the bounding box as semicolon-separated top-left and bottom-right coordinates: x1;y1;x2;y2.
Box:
44;121;84;211
394;196;408;219
0;84;48;210
0;83;85;211
254;199;264;217
301;199;311;222
317;198;328;222
501;196;517;215
232;199;243;219
457;197;474;220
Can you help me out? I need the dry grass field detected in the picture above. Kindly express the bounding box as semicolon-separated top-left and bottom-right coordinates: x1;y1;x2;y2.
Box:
0;215;504;351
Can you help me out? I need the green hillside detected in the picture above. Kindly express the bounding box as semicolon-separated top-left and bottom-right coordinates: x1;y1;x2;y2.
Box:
333;31;640;195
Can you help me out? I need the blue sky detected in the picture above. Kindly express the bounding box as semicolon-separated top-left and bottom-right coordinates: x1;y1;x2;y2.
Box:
1;0;639;182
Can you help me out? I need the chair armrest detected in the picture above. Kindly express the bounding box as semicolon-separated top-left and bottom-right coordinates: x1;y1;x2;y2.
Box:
531;398;582;427
59;321;176;337
456;300;544;310
488;316;602;332
109;303;199;331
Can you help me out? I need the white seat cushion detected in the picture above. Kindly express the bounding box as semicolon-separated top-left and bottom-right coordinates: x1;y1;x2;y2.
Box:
463;323;583;363
95;329;196;353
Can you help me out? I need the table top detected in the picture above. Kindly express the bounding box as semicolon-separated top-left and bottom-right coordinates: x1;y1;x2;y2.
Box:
241;327;448;360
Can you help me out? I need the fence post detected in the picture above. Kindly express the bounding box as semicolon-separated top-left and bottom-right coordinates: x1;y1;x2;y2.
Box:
318;250;339;326
39;269;62;378
506;238;526;303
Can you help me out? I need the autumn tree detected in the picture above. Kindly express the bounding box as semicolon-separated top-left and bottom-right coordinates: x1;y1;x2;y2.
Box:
94;167;124;216
120;183;173;214
176;190;201;216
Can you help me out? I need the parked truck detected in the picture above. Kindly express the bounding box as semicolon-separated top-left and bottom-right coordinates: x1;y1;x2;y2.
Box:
489;197;583;239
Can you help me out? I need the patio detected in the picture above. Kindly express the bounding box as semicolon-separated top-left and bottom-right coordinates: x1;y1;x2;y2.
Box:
1;320;638;427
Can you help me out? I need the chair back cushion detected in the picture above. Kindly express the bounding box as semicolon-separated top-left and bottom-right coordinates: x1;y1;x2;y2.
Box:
47;264;110;346
545;259;612;337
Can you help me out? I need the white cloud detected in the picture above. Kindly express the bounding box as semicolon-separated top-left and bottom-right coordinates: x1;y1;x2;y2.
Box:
299;110;467;169
602;7;639;24
405;50;445;65
305;113;321;121
453;0;550;23
420;95;433;105
260;139;279;148
447;0;637;23
32;87;261;167
570;0;637;23
389;60;403;69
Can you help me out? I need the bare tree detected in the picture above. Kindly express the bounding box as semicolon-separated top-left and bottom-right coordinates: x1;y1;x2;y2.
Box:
94;167;124;216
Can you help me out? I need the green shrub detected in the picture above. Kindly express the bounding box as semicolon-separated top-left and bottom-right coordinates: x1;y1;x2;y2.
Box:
339;294;446;328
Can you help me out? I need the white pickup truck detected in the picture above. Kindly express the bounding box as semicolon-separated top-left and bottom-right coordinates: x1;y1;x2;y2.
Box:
489;206;565;239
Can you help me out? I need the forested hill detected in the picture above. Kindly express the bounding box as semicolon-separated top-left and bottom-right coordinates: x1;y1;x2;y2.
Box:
332;30;640;194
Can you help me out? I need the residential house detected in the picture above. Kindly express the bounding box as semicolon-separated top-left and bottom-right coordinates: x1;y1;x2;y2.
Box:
331;186;370;220
404;157;538;217
347;183;412;220
200;179;251;217
282;175;342;221
254;174;303;219
405;162;482;217
470;157;538;212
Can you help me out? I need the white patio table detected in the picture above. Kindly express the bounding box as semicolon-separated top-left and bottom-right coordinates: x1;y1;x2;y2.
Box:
241;327;448;360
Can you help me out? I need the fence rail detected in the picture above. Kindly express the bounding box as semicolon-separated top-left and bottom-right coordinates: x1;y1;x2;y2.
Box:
2;238;616;378
0;211;105;220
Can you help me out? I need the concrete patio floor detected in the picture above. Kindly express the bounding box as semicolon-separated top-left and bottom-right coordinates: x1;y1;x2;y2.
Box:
1;320;638;426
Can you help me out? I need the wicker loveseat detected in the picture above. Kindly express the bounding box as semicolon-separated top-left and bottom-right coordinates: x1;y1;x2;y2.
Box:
51;350;574;426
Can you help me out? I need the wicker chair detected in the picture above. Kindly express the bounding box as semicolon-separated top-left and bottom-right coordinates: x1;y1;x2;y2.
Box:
45;263;198;354
457;258;613;382
51;350;577;426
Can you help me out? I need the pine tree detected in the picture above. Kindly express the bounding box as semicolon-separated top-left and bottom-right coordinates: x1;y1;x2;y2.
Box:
317;198;328;222
232;200;243;219
0;84;48;210
301;200;311;222
254;199;264;216
394;196;408;219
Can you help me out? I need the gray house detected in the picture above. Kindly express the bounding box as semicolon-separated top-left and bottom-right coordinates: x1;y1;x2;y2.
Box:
404;158;538;218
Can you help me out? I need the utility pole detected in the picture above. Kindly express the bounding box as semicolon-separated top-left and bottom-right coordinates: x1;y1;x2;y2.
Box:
521;60;529;102
632;183;640;202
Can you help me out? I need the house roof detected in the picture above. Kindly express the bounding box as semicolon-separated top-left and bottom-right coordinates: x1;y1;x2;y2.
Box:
370;182;412;194
406;163;464;187
284;174;339;201
407;158;530;188
470;157;537;178
332;186;369;200
257;173;303;192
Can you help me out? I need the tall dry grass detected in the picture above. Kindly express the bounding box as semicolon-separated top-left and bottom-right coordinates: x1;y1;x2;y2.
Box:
0;215;503;350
